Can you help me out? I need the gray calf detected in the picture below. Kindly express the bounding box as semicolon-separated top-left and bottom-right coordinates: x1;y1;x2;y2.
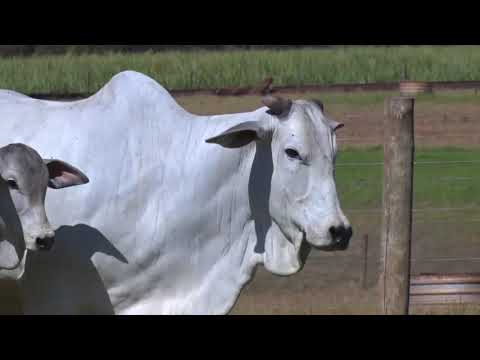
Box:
0;143;89;277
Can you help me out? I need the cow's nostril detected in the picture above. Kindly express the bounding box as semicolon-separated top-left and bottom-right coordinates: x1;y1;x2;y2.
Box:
329;225;346;240
329;225;353;250
36;236;55;250
329;226;336;237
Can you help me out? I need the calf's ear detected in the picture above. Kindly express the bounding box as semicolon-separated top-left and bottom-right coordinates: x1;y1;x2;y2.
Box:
44;159;90;189
205;121;269;149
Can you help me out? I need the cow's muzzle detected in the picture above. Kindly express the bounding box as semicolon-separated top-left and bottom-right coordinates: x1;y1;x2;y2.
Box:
36;235;55;251
328;225;353;251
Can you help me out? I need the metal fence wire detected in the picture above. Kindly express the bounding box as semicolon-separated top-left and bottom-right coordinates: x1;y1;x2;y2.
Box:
331;155;480;270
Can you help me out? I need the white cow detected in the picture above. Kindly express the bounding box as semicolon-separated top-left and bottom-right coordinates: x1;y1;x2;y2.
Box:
0;143;89;280
0;71;352;315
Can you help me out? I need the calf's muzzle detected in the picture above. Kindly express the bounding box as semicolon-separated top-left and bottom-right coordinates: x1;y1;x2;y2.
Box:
35;234;55;251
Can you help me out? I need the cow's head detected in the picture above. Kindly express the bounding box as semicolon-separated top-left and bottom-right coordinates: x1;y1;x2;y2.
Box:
206;96;352;275
0;144;89;273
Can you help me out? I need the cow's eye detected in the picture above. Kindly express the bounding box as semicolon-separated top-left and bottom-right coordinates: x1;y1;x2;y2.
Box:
285;148;302;160
7;179;18;190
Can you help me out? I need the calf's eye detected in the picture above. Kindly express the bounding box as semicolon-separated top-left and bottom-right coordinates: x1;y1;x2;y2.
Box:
285;148;302;160
7;179;18;190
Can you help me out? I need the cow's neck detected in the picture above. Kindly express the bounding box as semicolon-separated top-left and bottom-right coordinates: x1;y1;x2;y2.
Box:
167;111;309;314
174;111;299;315
195;146;267;314
164;112;266;314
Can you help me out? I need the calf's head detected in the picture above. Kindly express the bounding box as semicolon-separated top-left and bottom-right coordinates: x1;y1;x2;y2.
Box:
0;144;89;258
206;96;352;271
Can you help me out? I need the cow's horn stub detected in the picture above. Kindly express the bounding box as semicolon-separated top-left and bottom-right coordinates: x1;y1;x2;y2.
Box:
262;96;292;117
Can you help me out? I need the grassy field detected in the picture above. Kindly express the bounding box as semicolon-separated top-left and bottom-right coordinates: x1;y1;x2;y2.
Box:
336;147;480;210
2;46;480;93
297;90;480;107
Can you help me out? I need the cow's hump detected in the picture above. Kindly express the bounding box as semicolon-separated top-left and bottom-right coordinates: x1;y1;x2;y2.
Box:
0;71;183;113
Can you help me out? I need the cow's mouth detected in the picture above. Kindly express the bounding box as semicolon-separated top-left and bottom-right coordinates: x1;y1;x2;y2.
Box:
38;244;53;251
37;243;54;252
36;237;55;251
303;231;351;252
314;243;348;252
313;228;352;252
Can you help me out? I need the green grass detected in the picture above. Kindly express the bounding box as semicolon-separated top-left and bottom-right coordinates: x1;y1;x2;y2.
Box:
3;46;480;93
336;147;480;210
313;90;480;107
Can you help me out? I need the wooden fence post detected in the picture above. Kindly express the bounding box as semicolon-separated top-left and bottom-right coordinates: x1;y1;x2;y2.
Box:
381;97;415;315
363;234;369;290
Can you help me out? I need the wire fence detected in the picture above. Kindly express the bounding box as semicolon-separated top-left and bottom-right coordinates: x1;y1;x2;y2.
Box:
329;153;480;272
337;134;480;148
337;160;480;167
345;207;480;213
307;256;480;267
337;163;480;213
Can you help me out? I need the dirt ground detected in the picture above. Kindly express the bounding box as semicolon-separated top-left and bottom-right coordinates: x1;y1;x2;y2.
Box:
175;92;480;148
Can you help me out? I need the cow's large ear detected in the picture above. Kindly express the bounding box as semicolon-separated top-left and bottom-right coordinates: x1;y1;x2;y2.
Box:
44;159;90;189
205;121;269;149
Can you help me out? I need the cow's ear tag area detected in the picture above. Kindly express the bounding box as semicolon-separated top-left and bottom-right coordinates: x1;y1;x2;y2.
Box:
44;159;90;189
205;121;267;149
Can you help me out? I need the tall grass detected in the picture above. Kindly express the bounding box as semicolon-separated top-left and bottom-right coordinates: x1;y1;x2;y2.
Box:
1;46;480;93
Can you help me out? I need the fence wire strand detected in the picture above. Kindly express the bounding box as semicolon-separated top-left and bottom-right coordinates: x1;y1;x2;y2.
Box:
337;160;480;167
333;146;480;272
